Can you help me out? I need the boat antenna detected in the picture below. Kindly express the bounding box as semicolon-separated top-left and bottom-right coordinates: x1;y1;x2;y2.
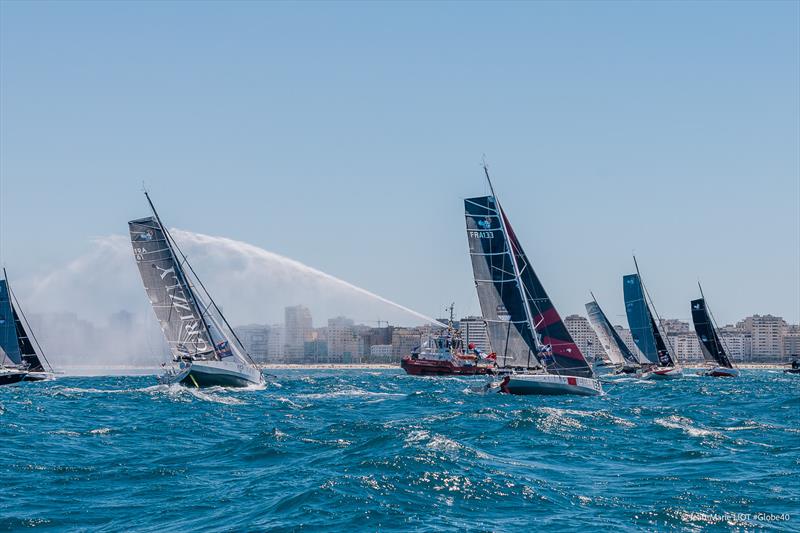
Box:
144;192;258;368
483;160;542;371
633;255;679;364
3;267;53;372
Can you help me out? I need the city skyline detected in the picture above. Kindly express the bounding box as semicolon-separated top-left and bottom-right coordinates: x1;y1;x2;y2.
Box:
1;2;798;326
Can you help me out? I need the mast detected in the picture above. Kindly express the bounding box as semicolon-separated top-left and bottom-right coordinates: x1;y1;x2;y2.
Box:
144;192;258;367
633;255;678;364
698;281;732;362
143;192;216;359
483;162;541;369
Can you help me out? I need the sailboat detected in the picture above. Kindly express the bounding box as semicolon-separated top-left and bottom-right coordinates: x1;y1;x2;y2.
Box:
585;293;644;375
129;192;266;388
623;258;682;379
465;165;602;396
691;284;739;377
0;269;55;382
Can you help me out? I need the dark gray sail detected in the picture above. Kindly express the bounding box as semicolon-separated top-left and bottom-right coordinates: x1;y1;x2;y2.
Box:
0;280;22;365
129;217;216;360
465;196;539;369
465;194;593;378
691;298;733;368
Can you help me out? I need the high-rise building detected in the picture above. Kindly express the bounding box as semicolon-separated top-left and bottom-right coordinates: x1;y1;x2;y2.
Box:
234;324;271;363
564;314;601;360
742;315;787;361
267;323;284;362
670;333;704;362
284;305;313;362
460;316;490;353
392;328;422;358
660;319;690;335
327;316;362;362
783;325;800;360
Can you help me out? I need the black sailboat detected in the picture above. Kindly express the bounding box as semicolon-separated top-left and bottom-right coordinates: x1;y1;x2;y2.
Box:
0;269;54;382
129;192;267;388
465;164;601;396
691;284;739;377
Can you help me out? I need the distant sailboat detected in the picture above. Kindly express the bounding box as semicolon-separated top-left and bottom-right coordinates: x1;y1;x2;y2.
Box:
691;284;739;377
623;257;682;379
0;269;54;382
465;165;602;396
129;192;267;388
586;293;644;375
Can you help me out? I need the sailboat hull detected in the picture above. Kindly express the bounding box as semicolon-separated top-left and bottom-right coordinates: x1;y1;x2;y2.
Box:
23;371;54;381
702;366;739;377
642;366;683;380
160;360;264;388
0;369;28;386
502;373;603;396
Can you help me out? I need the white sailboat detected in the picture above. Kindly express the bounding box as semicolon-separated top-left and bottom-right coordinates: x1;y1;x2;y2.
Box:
465;165;602;396
129;192;268;388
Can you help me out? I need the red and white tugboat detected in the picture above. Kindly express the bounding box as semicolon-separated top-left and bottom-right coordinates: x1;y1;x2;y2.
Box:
401;306;495;376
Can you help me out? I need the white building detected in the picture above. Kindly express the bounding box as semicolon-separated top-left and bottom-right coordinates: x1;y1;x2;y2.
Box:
327;316;362;362
370;344;393;362
564;314;601;360
669;332;704;362
284;305;313;362
267;324;284;362
235;324;270;363
460;316;490;353
739;315;787;361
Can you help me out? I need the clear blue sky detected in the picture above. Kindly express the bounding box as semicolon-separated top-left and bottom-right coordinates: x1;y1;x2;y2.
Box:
1;1;798;326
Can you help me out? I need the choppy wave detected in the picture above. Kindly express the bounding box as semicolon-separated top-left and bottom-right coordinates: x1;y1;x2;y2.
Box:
1;369;798;530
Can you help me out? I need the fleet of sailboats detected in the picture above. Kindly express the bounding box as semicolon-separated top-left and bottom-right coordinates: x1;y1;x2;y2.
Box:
0;163;787;389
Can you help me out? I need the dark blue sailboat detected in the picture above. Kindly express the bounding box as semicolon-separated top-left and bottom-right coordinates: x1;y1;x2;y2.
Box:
622;258;682;379
0;269;54;383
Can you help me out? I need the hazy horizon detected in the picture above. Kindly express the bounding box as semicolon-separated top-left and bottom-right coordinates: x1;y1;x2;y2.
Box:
1;2;798;327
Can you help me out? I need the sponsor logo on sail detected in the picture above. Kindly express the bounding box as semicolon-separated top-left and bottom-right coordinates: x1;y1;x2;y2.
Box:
477;218;492;229
496;305;511;321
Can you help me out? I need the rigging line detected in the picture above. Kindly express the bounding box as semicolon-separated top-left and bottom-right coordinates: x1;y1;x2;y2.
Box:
156;215;259;369
4;269;53;372
633;255;678;365
699;282;733;366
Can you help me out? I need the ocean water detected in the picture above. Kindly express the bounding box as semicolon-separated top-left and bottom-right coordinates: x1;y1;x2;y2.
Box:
1;370;798;532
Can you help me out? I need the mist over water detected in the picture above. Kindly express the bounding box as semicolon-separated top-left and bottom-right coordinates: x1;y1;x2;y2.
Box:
13;230;440;369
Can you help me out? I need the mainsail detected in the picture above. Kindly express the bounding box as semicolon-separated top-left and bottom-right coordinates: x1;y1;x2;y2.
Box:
13;308;44;371
623;273;675;367
129;216;219;360
465;196;538;369
691;298;733;369
585;298;641;367
0;280;22;365
464;193;592;378
129;198;254;367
